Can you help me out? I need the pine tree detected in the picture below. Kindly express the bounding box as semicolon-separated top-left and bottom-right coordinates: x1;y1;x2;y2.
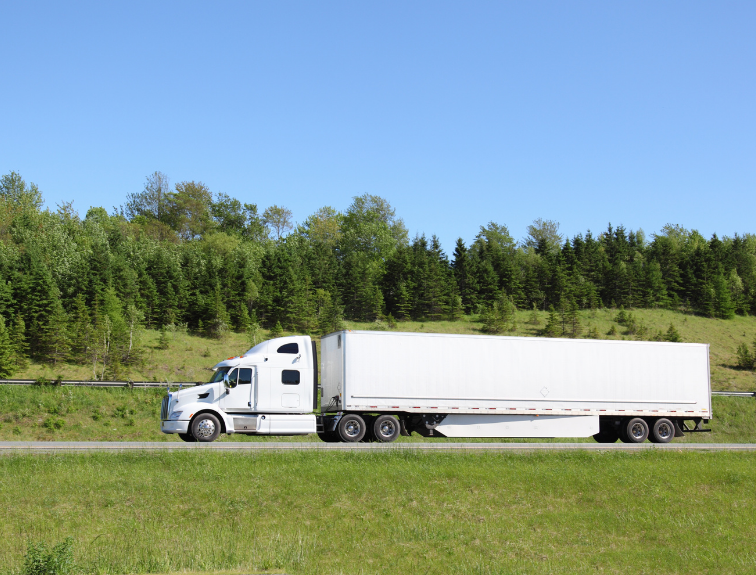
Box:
0;316;15;378
711;271;736;319
69;295;92;364
736;342;754;370
206;282;230;338
269;320;284;338
665;323;683;343
157;326;170;350
543;305;561;338
10;314;29;369
528;302;540;325
564;297;582;338
46;300;71;366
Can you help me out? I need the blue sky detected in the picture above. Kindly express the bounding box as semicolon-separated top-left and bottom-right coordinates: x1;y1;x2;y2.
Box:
2;1;754;252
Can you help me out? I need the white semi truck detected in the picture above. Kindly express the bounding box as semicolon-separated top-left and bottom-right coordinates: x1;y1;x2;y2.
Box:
160;330;711;444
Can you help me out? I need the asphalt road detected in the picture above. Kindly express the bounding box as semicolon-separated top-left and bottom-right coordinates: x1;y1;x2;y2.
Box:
1;441;755;452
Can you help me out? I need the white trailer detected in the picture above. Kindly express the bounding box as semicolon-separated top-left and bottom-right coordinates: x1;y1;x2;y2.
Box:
318;331;711;443
159;330;711;444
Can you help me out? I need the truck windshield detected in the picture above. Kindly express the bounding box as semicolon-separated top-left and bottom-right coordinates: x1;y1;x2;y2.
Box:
209;367;231;383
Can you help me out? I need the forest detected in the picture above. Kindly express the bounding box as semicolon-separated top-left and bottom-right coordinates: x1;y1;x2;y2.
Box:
1;170;755;379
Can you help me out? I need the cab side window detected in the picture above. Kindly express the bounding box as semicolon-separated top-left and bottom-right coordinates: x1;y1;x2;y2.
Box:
282;370;300;385
227;369;238;388
277;343;299;354
238;368;252;385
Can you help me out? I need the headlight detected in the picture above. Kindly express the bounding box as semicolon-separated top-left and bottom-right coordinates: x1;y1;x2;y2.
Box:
169;411;183;420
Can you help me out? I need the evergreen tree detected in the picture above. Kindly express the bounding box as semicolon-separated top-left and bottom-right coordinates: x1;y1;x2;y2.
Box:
69;295;93;364
46;300;71;366
0;316;14;378
528;302;540;325
157;326;170;350
269;320;284;338
10;314;29;369
206;282;230;338
711;270;736;319
665;323;683;343
735;342;754;370
543;305;561;337
564;297;582;338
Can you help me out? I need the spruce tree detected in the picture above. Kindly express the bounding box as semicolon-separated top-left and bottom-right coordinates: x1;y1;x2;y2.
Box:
10;314;29;369
0;316;15;378
564;297;582;338
665;323;683;343
69;295;92;364
46;300;71;366
269;320;284;338
528;302;540;325
736;343;754;370
543;305;561;338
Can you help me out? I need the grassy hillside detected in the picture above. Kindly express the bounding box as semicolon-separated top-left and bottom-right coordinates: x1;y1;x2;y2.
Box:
12;308;756;390
2;450;756;575
0;384;753;443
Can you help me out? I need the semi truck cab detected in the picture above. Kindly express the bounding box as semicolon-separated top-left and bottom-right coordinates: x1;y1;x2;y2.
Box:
160;335;318;442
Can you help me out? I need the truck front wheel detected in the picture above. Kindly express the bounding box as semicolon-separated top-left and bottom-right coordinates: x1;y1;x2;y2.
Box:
338;414;366;442
373;415;400;443
178;433;196;443
191;413;221;442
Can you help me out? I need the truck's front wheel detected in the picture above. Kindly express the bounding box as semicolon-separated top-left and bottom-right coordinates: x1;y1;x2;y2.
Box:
191;413;221;442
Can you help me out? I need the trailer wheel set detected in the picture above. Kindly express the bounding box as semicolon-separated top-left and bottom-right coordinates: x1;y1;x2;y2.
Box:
593;416;706;444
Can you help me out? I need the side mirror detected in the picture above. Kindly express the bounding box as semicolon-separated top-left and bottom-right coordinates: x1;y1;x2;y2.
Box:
223;373;230;388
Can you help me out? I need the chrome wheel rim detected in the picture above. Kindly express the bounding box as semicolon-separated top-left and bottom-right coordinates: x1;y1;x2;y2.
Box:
379;420;396;438
344;420;361;437
630;422;645;439
197;419;216;439
658;422;672;439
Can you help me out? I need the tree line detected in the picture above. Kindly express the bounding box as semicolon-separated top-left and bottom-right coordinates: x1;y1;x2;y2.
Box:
1;170;755;378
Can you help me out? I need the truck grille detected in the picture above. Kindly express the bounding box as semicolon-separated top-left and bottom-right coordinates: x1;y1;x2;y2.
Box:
160;396;169;420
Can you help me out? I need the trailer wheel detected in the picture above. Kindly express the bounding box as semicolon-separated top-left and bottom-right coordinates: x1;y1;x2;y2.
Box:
338;414;366;442
373;415;401;443
178;433;196;443
649;418;675;443
620;418;649;443
191;413;221;442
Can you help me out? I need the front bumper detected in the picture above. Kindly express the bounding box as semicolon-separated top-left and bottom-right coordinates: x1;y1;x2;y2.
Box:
161;420;190;434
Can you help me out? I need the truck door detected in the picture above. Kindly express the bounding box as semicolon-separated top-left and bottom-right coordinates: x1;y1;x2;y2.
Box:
220;367;255;413
269;341;310;412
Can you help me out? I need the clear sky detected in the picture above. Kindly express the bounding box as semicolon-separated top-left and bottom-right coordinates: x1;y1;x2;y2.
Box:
2;1;754;252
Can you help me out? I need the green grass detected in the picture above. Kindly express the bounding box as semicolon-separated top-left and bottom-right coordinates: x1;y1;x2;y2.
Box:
13;309;756;391
0;385;754;443
2;450;756;574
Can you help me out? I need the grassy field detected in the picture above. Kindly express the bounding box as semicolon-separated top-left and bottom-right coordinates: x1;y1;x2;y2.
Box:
12;309;756;391
1;450;755;575
0;384;754;443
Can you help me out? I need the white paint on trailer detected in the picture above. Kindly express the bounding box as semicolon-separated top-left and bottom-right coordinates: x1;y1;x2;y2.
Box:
321;331;711;420
434;414;599;438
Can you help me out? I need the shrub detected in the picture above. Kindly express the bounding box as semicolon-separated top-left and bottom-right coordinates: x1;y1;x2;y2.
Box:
23;538;75;575
606;325;617;336
665;323;683;343
736;342;754;370
43;417;65;431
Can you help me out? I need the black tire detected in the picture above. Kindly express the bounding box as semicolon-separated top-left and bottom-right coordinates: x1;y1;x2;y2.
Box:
649;418;675;443
317;431;341;443
372;415;401;443
337;414;366;442
178;433;196;443
620;417;649;443
191;413;221;442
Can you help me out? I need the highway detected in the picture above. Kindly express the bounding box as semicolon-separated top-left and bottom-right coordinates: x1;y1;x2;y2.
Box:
1;441;755;452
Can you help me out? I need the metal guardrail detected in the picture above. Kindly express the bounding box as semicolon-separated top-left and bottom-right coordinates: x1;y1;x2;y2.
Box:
711;391;756;397
0;379;199;388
